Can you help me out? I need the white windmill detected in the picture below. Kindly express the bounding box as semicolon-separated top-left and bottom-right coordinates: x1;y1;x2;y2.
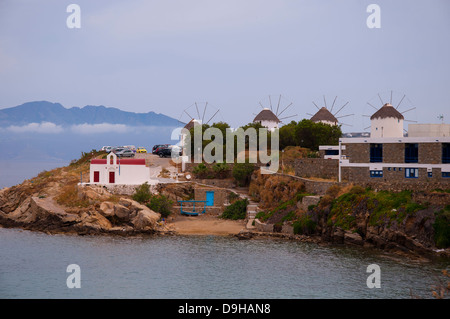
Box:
177;102;222;150
363;91;417;138
307;95;353;127
253;94;297;131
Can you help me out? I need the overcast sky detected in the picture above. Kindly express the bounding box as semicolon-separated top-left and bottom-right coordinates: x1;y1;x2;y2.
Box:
0;0;449;132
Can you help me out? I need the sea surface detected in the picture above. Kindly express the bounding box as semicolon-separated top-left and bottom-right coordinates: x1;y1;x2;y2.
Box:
0;160;68;189
0;227;448;299
0;160;448;299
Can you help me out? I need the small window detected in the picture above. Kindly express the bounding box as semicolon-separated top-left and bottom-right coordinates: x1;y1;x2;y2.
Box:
325;150;339;156
442;172;450;178
405;168;419;178
388;167;391;171
370;170;383;178
428;172;433;178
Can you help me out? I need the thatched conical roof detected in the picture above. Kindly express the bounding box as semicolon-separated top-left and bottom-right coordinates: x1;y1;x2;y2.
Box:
370;103;404;120
183;119;201;130
310;107;338;124
253;108;280;123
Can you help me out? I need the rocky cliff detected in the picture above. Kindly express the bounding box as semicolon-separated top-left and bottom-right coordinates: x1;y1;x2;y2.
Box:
249;173;450;258
0;153;170;236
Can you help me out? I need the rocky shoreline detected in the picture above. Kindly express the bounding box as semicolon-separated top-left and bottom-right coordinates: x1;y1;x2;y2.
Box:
0;161;449;262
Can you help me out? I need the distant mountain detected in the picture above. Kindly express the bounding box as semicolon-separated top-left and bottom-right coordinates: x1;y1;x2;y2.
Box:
0;101;180;127
0;101;182;162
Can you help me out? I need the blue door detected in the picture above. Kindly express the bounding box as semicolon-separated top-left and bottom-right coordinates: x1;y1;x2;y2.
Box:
206;191;214;206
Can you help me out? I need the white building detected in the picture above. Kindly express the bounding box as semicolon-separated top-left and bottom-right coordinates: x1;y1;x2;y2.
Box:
253;108;280;131
408;123;450;137
89;152;152;185
370;103;404;138
319;145;346;160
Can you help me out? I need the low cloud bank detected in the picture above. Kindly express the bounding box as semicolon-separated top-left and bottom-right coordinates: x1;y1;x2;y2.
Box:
6;122;64;134
4;122;178;134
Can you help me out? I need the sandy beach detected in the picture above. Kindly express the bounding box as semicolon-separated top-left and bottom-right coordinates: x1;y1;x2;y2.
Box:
169;214;246;236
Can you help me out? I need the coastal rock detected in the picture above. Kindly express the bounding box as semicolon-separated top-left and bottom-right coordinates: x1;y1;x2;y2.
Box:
5;197;32;222
78;186;111;203
332;227;345;244
80;211;112;230
119;198;134;208
131;209;160;230
235;231;254;240
114;204;131;220
99;201;115;217
344;231;363;246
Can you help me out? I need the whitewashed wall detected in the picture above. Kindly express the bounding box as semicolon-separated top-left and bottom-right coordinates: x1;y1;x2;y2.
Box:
371;117;404;138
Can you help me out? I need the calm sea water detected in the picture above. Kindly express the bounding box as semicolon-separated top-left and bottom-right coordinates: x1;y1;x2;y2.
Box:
0;160;448;299
0;228;448;299
0;160;68;189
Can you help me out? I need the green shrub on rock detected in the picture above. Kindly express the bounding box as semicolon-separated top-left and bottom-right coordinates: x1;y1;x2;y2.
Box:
293;214;316;235
221;198;248;220
434;208;450;249
147;194;173;218
132;182;152;203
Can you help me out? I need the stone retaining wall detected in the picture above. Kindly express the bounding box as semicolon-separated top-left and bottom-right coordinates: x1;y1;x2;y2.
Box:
284;158;338;180
254;219;294;235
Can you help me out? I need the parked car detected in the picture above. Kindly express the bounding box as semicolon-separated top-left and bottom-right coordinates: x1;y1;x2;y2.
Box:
137;147;147;153
102;146;113;153
123;145;136;152
156;145;182;158
112;147;125;154
152;144;169;154
156;147;171;158
116;149;135;158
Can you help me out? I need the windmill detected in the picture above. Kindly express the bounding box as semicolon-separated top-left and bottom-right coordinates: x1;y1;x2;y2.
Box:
253;94;297;130
177;101;222;129
362;91;417;137
176;102;223;153
307;95;353;127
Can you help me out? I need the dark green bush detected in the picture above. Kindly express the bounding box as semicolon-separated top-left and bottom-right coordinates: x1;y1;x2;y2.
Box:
232;162;255;186
147;194;173;218
212;162;230;178
349;185;365;195
434;209;450;248
132;182;152;203
221;198;248;220
193;163;208;178
293;214;316;235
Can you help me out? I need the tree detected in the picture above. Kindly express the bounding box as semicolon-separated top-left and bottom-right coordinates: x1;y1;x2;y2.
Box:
279;119;342;151
132;182;152;203
221;198;249;220
232;162;256;186
279;121;297;150
147;194;173;218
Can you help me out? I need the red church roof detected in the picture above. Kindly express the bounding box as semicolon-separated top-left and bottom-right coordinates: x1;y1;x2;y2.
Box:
91;158;146;165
